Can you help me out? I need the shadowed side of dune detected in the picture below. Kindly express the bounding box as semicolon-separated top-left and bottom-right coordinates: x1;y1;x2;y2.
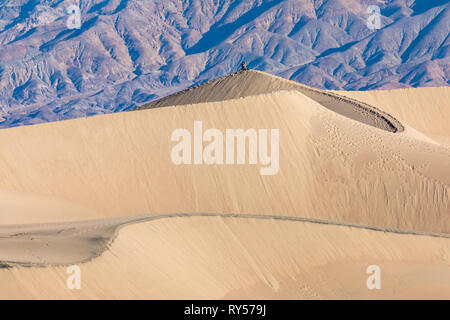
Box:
136;70;404;133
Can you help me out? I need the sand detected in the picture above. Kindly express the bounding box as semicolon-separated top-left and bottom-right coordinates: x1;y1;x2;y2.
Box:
1;216;450;299
0;70;448;299
337;87;450;146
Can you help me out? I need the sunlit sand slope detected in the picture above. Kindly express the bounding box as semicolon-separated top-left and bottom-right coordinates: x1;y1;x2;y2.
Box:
0;88;448;233
1;216;449;299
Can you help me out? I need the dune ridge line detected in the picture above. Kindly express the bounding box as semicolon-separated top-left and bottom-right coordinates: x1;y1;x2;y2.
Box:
1;212;449;268
136;70;404;133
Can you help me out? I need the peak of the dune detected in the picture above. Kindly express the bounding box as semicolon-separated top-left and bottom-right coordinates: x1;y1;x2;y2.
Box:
137;70;404;134
137;70;304;109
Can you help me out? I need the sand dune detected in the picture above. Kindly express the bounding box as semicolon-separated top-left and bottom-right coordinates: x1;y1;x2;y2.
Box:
0;88;448;232
0;71;448;299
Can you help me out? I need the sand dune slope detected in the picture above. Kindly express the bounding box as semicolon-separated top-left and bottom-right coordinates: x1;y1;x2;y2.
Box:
0;71;448;299
1;216;449;299
0;88;448;232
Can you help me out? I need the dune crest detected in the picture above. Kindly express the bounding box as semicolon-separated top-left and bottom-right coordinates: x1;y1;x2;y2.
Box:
138;70;404;133
2;212;450;268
